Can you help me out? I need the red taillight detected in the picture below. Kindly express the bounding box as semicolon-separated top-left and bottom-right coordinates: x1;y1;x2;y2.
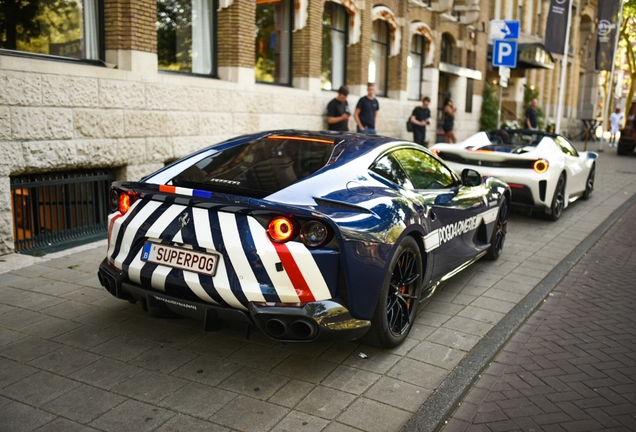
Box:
119;193;132;214
533;159;549;173
268;217;295;242
430;149;439;156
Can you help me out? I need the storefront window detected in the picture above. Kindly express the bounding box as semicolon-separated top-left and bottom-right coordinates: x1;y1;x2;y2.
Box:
157;0;216;75
321;2;347;91
255;0;292;85
369;20;389;97
0;0;100;60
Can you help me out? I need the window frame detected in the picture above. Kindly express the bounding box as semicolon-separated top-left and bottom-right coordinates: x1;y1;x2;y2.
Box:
407;34;425;101
321;1;348;92
254;0;294;86
465;78;474;113
156;0;219;77
370;19;390;97
0;0;105;64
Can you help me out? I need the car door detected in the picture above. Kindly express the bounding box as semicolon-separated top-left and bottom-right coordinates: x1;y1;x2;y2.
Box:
554;136;587;195
390;148;489;281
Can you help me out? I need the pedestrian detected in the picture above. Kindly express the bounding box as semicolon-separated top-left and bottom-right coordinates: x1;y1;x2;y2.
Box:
326;86;351;131
410;96;432;146
609;107;622;147
442;98;457;143
526;98;539;131
354;83;379;134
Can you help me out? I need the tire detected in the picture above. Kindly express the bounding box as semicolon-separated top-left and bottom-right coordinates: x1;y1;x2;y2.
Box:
583;164;595;201
616;145;630;155
548;174;566;221
485;197;508;261
364;236;423;349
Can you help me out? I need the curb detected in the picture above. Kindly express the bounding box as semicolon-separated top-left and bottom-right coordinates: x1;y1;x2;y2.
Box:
401;190;636;432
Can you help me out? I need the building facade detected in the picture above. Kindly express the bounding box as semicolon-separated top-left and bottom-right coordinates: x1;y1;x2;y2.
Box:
0;0;492;255
490;0;601;131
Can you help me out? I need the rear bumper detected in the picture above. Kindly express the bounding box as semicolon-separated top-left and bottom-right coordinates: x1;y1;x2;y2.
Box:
98;259;370;343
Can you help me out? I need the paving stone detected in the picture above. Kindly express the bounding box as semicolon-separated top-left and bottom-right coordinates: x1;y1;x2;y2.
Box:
28;346;101;375
111;369;188;403
296;386;356;419
272;354;337;383
0;401;56;431
426;327;481;352
226;343;290;372
0;307;48;329
89;334;157;361
159;382;236;418
1;335;62;362
89;399;175;432
387;358;448;390
182;333;246;359
321;364;380;395
0;357;38;388
211;395;287;432
19;314;81;339
155;414;230;431
70;357;143;390
171;355;242;387
0;327;25;347
270;410;329;432
267;379;316;408
41;384;126;423
217;366;288;400
364;376;431;413
336;397;412;432
407;340;465;369
342;348;402;374
1;370;81;406
128;345;198;374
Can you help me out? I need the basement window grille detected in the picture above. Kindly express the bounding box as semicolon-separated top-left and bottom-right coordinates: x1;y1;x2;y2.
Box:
10;170;116;254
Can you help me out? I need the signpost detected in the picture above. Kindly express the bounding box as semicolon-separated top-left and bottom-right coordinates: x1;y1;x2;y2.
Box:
491;20;519;129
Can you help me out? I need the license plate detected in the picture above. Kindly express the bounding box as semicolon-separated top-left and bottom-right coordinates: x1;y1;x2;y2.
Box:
141;242;219;276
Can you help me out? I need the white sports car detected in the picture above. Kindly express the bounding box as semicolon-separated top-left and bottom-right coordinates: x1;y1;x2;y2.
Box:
431;130;598;220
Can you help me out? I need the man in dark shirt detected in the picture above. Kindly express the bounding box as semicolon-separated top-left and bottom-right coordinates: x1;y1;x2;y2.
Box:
410;96;432;146
526;98;538;130
354;83;380;134
326;86;351;131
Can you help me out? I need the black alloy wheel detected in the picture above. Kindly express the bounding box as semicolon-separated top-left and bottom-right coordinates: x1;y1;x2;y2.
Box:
549;174;566;221
485;197;508;261
583;164;595;200
365;236;422;349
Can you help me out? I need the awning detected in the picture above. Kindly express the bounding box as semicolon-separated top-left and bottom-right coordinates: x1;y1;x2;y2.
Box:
487;43;556;70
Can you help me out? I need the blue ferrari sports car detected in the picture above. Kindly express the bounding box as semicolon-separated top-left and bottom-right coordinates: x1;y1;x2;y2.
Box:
98;130;510;348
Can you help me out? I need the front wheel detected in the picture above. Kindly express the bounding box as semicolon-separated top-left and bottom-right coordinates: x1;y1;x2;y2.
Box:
485;197;508;261
364;236;423;349
583;164;595;200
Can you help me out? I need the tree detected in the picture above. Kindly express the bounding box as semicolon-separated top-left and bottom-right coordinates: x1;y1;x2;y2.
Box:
480;83;498;131
619;0;636;105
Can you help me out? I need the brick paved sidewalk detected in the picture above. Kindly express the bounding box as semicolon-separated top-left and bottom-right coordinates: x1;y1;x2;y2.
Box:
442;203;636;431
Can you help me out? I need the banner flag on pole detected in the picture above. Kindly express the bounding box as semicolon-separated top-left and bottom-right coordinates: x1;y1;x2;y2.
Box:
595;0;620;71
544;0;571;55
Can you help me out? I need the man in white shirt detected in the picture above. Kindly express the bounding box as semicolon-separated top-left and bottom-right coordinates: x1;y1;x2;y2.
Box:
609;107;622;147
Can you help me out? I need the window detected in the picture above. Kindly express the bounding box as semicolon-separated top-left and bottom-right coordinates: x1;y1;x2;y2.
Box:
371;149;457;190
392;149;457;190
0;0;101;60
321;2;347;91
157;0;216;74
369;20;389;97
255;0;292;84
554;136;579;157
441;34;453;64
466;79;474;113
407;34;425;100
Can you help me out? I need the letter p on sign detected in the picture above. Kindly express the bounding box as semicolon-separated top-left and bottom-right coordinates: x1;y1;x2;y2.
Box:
492;40;517;68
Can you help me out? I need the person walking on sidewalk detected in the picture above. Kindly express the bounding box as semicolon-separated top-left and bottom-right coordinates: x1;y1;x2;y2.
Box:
609;107;622;147
442;98;457;143
326;86;351;131
354;83;379;134
410;96;432;146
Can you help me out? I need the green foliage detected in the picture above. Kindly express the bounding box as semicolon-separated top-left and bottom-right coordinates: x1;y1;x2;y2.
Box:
480;83;498;131
619;0;636;106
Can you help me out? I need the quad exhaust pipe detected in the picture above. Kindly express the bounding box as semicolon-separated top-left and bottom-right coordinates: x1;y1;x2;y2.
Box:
262;317;318;341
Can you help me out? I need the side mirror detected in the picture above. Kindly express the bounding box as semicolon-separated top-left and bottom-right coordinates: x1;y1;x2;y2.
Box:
461;169;482;187
587;152;598;160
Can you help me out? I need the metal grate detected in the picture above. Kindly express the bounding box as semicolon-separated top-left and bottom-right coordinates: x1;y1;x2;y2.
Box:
10;170;116;254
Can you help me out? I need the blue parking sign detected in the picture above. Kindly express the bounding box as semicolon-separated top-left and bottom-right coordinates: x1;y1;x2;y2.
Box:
493;40;517;68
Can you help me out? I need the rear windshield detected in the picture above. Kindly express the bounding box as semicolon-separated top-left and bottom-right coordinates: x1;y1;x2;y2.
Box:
171;136;335;198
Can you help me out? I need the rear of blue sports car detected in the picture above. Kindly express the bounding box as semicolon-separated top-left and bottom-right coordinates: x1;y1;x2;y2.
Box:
98;132;374;343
